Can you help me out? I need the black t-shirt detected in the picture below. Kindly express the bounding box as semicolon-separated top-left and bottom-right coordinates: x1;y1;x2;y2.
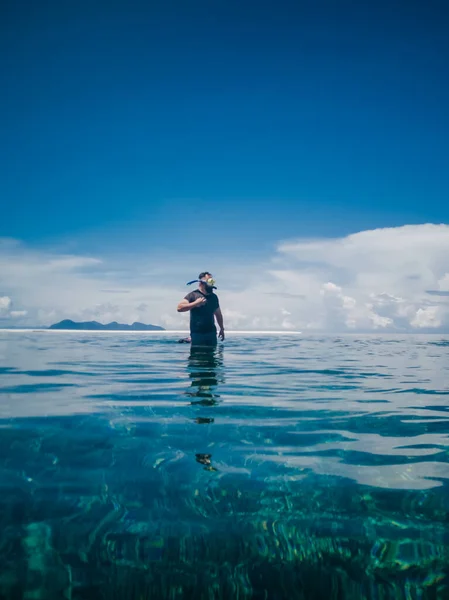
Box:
184;289;220;334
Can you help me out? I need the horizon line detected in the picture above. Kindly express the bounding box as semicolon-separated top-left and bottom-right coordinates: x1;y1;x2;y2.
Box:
0;328;303;334
1;329;448;335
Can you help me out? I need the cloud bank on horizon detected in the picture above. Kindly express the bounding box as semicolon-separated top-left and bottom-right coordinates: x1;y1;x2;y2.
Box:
1;223;449;332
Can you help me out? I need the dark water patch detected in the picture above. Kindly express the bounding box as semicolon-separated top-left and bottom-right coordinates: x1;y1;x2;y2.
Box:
356;399;390;403
310;383;361;391
393;388;449;395
417;405;449;412
0;366;17;374
0;383;77;394
86;392;182;403
428;340;449;347
18;369;96;377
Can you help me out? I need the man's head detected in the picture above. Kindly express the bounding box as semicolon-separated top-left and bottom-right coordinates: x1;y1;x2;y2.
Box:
198;272;214;294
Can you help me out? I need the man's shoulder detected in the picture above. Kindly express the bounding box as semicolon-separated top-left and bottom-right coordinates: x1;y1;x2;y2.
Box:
184;289;200;301
185;288;205;298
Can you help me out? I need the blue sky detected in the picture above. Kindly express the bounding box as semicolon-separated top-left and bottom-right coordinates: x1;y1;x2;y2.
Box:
1;0;449;330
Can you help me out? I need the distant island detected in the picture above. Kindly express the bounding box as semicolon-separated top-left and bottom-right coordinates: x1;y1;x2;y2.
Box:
49;319;165;331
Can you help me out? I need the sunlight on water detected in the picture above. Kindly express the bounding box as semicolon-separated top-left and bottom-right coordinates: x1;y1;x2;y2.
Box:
0;332;449;599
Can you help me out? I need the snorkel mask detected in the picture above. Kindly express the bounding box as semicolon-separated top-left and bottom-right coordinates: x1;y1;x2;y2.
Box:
187;277;217;290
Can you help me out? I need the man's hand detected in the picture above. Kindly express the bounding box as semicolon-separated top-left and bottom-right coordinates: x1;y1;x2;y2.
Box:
214;308;225;340
177;297;206;312
192;297;206;308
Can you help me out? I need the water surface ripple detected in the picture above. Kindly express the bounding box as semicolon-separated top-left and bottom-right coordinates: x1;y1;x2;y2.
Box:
1;332;449;599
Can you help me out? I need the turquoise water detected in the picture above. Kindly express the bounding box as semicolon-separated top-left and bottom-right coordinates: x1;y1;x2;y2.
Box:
1;332;449;599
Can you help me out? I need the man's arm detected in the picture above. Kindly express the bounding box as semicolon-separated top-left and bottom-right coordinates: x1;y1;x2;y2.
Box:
177;297;205;312
214;308;225;340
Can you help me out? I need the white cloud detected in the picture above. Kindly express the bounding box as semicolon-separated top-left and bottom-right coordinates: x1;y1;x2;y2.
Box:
269;223;449;332
10;310;28;318
410;307;441;329
0;224;449;331
0;295;27;320
0;240;190;329
0;296;12;312
438;273;449;292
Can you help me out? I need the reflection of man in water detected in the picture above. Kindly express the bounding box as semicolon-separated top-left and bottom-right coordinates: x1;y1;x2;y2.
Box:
186;345;223;407
186;345;224;471
177;272;225;346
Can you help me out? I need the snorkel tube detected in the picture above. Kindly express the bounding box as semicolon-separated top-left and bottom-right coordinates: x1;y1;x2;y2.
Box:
186;277;217;290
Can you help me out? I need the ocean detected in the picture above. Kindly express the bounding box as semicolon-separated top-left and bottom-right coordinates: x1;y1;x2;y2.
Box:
0;331;448;599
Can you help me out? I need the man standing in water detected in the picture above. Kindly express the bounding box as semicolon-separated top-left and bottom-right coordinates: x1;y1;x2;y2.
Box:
177;272;225;345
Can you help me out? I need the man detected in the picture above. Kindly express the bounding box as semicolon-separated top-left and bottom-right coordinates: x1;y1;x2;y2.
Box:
177;272;225;345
